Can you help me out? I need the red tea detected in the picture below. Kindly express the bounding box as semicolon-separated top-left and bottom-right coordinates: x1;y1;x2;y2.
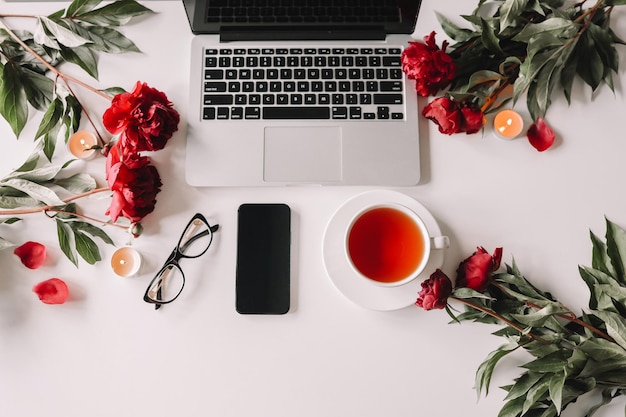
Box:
347;207;425;283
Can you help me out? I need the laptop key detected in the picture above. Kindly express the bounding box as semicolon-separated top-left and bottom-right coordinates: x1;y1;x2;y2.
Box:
217;107;230;119
332;107;348;119
204;94;234;105
203;107;216;120
263;107;330;119
374;94;403;105
205;82;227;92
245;107;261;119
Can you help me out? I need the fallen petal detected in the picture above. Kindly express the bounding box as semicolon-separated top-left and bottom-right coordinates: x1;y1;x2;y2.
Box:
527;118;555;152
33;278;69;305
14;241;46;269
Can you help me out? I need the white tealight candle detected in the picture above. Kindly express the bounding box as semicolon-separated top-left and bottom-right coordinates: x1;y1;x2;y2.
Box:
68;131;98;159
111;247;142;277
493;109;524;139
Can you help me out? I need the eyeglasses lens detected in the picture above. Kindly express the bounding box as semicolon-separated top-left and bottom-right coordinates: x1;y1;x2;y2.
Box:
149;264;185;304
179;218;212;257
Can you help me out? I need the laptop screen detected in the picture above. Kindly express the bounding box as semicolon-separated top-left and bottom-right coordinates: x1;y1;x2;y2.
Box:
184;0;421;37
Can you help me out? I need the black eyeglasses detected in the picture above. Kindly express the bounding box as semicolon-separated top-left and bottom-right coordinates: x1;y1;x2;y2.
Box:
143;213;219;310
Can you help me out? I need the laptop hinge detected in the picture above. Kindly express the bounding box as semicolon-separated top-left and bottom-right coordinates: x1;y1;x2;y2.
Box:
220;26;386;42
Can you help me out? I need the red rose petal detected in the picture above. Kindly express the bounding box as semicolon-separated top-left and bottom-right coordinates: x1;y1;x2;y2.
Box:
33;278;69;305
13;241;46;269
527;117;555;152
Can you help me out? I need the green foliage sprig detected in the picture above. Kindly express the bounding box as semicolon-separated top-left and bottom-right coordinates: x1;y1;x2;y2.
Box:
448;219;626;416
0;0;152;159
437;0;626;120
0;0;153;265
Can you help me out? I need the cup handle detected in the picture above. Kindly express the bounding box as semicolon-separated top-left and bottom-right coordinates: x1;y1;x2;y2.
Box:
431;236;450;250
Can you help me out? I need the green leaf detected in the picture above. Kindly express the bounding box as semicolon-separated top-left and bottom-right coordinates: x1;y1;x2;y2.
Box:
592;310;626;351
56;219;78;267
21;67;54;111
34;97;64;140
0;178;65;206
605;218;626;285
64;0;102;17
71;221;114;245
522;373;551;415
504;371;543;401
75;0;153;26
579;265;621;312
499;0;529;32
39;16;91;48
591;230;616;277
476;343;517;396
54;173;97;194
511;303;568;328
59;45;98;79
452;287;494;300
0;195;39;209
523;350;569;373
0;63;28;137
82;25;140;53
6;163;64;183
479;18;503;54
73;229;101;264
512;17;577;43
436;12;474;43
548;372;566;412
498;396;525;417
14;151;40;172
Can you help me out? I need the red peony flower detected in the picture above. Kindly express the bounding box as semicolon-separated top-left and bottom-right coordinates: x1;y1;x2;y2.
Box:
13;241;46;269
102;81;180;155
33;278;68;304
423;97;485;135
105;143;162;222
460;104;485;134
422;97;464;134
416;269;453;310
456;247;503;293
527;117;555;152
401;31;457;97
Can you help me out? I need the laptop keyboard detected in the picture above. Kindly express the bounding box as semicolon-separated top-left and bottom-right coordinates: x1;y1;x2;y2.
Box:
201;46;405;121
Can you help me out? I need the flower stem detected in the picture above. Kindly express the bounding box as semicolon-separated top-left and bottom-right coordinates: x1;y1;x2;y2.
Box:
44;208;127;231
0;187;110;216
525;301;615;343
451;296;549;344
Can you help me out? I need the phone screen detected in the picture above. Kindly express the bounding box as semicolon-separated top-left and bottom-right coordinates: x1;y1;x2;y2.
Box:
236;203;291;314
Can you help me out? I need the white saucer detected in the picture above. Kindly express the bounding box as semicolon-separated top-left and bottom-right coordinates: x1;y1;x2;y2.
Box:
322;190;445;311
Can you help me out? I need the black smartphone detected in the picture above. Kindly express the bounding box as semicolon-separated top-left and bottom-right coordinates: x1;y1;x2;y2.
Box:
236;203;291;314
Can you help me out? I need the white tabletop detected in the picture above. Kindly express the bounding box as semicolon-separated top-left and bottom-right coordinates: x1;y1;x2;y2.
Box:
1;1;625;416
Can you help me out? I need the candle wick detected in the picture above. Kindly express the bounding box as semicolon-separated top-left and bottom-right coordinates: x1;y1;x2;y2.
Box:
120;260;126;265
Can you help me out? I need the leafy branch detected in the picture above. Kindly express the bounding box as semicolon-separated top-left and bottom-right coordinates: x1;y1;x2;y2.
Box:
447;218;626;417
0;0;152;160
436;0;626;120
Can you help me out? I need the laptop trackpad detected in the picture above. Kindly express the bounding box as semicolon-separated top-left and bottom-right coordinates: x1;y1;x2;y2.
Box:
263;127;343;182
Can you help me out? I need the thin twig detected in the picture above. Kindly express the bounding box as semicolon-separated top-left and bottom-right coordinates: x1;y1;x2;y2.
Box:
452;296;550;344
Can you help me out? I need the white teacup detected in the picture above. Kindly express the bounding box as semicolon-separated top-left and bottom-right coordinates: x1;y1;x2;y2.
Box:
345;203;449;287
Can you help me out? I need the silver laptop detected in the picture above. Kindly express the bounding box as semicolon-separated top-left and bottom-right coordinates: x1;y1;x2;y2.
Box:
183;0;422;187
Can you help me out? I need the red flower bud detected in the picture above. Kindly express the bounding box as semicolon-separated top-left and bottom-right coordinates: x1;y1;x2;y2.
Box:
33;278;69;304
13;241;46;269
456;247;503;293
416;269;453;310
